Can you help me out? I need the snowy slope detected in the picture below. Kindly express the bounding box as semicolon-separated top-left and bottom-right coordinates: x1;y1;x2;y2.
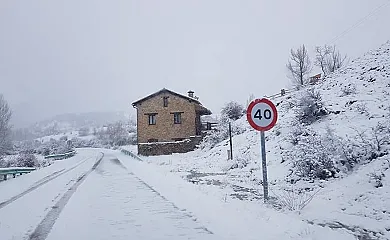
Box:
126;41;390;239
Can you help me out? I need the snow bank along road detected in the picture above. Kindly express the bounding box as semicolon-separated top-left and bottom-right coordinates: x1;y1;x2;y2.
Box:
0;149;216;240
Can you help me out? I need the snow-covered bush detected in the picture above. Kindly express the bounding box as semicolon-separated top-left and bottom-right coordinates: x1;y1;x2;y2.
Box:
293;88;328;125
96;121;134;147
272;186;321;212
287;122;310;146
355;103;368;115
369;172;384;188
341;121;390;169
221;101;245;121
35;138;74;156
38;157;52;168
13;139;42;154
16;153;38;167
226;155;250;170
372;121;390;151
69;137;87;148
0;156;5;167
199;129;228;150
284;127;339;180
0;153;39;167
341;84;357;96
0;155;16;167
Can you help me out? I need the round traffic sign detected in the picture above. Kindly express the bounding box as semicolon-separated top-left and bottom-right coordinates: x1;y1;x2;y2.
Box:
246;98;278;131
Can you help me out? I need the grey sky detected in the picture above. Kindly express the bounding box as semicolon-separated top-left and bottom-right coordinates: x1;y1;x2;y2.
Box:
1;0;390;127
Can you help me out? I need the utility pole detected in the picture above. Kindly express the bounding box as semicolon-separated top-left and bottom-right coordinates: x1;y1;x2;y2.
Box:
229;122;233;160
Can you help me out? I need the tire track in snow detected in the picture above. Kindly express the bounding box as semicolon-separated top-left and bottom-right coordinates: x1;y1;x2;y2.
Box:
28;153;104;240
0;156;92;210
31;169;66;187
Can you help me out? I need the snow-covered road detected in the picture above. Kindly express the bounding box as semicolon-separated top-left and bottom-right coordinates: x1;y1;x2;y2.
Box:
0;149;102;239
0;150;217;240
46;153;215;240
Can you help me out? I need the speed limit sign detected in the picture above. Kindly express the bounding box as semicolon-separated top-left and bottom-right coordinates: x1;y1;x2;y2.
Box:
246;98;278;202
246;98;278;131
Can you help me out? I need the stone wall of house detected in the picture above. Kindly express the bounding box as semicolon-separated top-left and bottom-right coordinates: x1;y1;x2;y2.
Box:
138;136;202;156
136;92;198;143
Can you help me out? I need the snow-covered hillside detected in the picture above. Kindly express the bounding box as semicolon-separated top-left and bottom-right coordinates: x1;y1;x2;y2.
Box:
12;111;133;141
126;41;390;239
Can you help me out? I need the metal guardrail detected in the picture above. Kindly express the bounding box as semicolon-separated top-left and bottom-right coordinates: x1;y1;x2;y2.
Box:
121;148;143;161
0;167;37;181
0;151;77;181
264;88;296;100
44;150;76;160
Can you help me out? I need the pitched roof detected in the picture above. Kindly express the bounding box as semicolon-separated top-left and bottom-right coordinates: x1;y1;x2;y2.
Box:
132;88;201;106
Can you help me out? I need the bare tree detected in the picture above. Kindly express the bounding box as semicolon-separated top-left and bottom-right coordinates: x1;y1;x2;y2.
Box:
315;45;348;76
0;94;12;155
246;93;255;107
286;44;312;86
314;45;331;77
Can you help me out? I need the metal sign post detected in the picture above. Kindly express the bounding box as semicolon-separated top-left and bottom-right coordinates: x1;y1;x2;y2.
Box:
246;98;278;203
260;131;268;201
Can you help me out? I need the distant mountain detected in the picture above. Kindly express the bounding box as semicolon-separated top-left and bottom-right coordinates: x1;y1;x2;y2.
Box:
36;111;130;128
12;111;133;141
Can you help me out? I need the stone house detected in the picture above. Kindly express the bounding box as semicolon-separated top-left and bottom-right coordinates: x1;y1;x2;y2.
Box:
132;88;212;156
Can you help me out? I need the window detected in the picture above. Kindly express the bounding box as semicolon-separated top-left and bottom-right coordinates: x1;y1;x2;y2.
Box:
147;114;157;125
163;97;168;107
173;112;182;124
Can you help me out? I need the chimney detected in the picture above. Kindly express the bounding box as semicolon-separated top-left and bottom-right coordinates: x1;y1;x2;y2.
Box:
188;90;194;98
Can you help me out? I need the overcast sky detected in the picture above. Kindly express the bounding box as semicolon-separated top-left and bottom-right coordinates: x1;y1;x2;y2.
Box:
1;0;390;127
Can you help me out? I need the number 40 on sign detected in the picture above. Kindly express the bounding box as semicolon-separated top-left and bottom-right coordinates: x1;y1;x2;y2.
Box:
246;98;278;202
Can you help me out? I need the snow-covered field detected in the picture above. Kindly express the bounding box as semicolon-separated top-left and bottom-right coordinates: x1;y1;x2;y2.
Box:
122;41;390;239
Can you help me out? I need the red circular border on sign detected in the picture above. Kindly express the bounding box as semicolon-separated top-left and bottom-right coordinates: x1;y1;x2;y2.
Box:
246;98;278;131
